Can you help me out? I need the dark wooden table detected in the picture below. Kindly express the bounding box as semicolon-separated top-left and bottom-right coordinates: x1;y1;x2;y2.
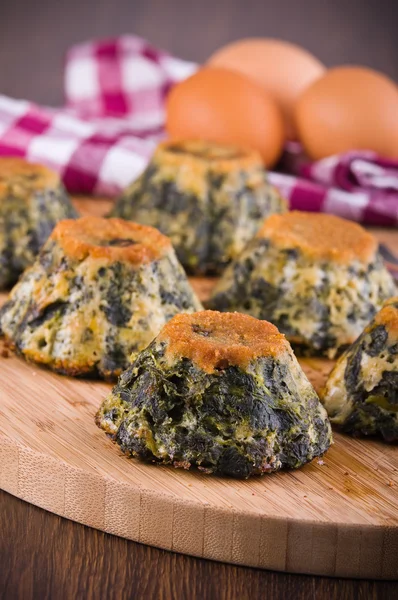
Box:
1;491;397;600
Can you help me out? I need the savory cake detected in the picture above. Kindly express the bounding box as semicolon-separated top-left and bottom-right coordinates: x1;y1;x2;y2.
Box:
322;297;398;441
109;139;286;274
0;217;202;379
0;157;77;289
96;311;332;478
209;211;396;358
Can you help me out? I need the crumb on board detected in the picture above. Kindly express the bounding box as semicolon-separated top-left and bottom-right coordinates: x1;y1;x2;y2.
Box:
317;459;325;466
0;340;12;358
388;481;394;487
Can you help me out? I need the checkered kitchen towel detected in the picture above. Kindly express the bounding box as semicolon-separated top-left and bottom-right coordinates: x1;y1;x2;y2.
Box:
0;35;397;226
270;142;398;226
0;36;196;196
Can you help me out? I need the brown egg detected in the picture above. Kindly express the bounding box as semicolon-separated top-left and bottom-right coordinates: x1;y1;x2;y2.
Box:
166;66;284;167
208;38;325;139
294;66;398;160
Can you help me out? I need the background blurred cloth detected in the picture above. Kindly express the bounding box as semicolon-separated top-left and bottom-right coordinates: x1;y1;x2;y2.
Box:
0;35;396;226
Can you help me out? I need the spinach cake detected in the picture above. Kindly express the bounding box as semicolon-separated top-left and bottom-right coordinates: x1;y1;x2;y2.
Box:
96;311;332;478
322;297;398;441
0;157;77;289
209;212;396;358
109;139;286;274
0;216;202;379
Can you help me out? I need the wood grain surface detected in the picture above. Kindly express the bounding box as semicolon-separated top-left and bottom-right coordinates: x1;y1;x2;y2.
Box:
1;491;398;600
0;197;397;582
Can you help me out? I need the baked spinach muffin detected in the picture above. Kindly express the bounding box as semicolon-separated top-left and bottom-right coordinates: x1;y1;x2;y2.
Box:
0;157;77;289
0;217;202;379
109;140;286;274
96;311;332;478
322;297;398;441
209;212;396;358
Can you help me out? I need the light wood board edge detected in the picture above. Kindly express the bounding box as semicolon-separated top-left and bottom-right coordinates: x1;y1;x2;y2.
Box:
1;198;397;579
1;435;397;580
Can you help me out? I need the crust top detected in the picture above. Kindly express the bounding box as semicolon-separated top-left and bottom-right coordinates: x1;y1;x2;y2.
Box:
0;157;60;198
158;310;289;373
374;297;398;336
51;217;172;264
154;139;263;173
258;211;378;264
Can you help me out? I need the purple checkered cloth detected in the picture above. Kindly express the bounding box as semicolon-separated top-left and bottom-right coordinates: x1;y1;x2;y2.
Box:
0;35;397;226
0;36;196;196
270;142;398;226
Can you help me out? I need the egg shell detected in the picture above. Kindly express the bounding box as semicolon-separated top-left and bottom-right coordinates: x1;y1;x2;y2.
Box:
294;66;398;160
208;38;325;139
166;66;284;167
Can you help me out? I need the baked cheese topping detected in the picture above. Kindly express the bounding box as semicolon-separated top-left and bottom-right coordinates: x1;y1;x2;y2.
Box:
96;310;331;477
0;157;60;198
375;297;398;336
258;211;377;265
158;310;288;373
322;297;398;441
210;215;395;357
51;217;172;265
0;219;202;378
154;139;263;174
0;158;76;289
112;139;286;275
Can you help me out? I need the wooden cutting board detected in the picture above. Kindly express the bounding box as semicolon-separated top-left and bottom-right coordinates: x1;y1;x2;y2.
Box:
0;198;397;579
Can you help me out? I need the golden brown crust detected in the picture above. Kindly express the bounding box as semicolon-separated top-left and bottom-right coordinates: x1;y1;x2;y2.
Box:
383;296;398;307
3;334;117;379
158;310;289;373
51;216;172;265
155;139;263;173
0;157;60;198
258;211;378;264
375;297;398;336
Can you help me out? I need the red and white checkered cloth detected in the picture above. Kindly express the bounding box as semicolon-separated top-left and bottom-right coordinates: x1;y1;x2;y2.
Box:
0;35;397;225
269;142;398;226
0;36;196;196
